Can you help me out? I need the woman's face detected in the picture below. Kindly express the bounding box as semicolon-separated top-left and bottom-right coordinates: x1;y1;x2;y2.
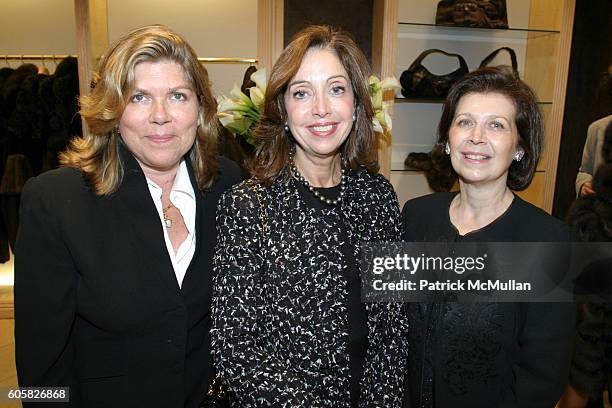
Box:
448;92;522;188
284;47;355;164
119;60;200;176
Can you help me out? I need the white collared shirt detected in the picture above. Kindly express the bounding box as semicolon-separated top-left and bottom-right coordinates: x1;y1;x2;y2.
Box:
146;160;196;288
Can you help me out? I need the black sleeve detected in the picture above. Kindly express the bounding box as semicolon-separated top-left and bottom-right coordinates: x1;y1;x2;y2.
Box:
217;156;245;189
499;302;576;408
361;176;410;407
14;175;79;405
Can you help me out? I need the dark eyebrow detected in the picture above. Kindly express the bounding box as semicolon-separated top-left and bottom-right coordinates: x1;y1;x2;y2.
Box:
287;80;309;88
168;85;193;92
328;75;348;82
287;75;349;89
130;85;193;94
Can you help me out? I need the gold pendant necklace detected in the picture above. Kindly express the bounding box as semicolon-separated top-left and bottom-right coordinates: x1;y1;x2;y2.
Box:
162;202;174;228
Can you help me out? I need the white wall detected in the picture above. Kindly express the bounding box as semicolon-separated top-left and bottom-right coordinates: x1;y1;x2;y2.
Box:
107;0;258;97
0;0;76;73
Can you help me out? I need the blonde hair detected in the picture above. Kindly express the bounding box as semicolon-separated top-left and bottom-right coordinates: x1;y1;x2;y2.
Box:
60;24;218;195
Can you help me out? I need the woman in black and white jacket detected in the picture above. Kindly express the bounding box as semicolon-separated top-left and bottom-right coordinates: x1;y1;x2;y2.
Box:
211;25;408;408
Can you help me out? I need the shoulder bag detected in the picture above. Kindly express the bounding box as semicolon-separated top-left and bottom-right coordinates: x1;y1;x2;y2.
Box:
400;49;469;98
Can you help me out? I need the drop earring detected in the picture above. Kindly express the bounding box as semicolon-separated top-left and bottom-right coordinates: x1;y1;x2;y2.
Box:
445;142;450;155
514;149;524;161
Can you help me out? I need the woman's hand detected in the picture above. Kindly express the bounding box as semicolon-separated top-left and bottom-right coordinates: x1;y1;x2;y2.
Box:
579;181;595;197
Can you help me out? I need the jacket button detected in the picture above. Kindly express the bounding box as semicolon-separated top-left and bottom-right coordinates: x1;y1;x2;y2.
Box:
166;338;173;344
358;224;365;232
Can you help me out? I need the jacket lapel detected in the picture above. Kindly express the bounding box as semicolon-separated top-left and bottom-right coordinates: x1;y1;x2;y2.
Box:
111;146;182;299
180;159;209;294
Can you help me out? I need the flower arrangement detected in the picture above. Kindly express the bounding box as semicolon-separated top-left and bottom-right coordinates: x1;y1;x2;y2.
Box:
217;68;400;145
217;68;267;146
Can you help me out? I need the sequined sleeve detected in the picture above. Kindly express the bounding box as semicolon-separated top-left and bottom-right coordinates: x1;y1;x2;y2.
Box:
211;181;326;407
360;175;410;408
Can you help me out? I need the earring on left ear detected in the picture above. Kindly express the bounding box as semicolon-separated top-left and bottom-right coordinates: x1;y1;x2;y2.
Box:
352;113;357;122
514;149;524;162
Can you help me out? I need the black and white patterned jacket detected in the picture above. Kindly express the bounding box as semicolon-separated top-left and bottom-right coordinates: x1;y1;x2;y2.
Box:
211;169;408;407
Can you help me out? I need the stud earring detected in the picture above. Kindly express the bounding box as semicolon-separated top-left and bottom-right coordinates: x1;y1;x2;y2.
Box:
445;142;450;155
514;149;524;162
352;113;357;122
284;123;290;133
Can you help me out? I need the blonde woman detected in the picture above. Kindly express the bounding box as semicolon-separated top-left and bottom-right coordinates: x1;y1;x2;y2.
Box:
14;25;241;407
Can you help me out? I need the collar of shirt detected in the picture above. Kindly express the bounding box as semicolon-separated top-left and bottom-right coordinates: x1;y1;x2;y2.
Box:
145;160;196;237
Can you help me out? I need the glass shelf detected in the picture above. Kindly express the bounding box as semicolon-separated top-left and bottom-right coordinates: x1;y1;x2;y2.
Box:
391;162;548;172
395;97;553;105
391;164;426;172
398;22;559;40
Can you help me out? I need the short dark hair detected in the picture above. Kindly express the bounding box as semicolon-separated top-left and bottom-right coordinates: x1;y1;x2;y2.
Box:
432;66;543;191
250;25;378;183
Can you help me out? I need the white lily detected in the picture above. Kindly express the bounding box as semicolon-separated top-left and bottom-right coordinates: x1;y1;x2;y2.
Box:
217;96;251;114
250;68;267;93
228;83;252;106
217;69;268;146
369;75;400;135
250;86;265;110
380;76;401;92
372;117;384;134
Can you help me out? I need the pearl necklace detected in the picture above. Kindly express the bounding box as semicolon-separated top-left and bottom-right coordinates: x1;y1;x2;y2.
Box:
289;153;346;206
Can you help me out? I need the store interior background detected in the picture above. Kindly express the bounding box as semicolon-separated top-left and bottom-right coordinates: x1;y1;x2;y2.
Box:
0;0;611;406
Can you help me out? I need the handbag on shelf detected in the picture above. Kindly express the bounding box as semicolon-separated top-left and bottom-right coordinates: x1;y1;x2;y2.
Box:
400;49;469;99
479;47;519;78
435;0;509;29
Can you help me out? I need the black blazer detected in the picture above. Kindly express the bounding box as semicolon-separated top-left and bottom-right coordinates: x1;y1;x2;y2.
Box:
14;149;242;407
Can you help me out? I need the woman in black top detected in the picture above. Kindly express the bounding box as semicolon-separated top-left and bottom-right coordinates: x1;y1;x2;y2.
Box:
212;26;408;407
401;66;575;408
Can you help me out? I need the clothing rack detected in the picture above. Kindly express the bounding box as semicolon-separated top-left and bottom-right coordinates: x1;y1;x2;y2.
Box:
1;54;257;65
198;57;257;64
2;54;77;63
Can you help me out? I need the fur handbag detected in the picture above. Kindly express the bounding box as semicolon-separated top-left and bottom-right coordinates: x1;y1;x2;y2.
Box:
400;49;469;98
436;0;509;29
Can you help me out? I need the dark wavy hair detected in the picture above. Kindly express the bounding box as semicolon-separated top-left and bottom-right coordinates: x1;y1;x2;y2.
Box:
431;66;543;191
249;25;378;183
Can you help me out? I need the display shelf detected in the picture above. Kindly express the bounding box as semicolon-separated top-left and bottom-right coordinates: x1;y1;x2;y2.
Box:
375;0;574;211
398;21;559;40
391;162;427;172
394;97;553;105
